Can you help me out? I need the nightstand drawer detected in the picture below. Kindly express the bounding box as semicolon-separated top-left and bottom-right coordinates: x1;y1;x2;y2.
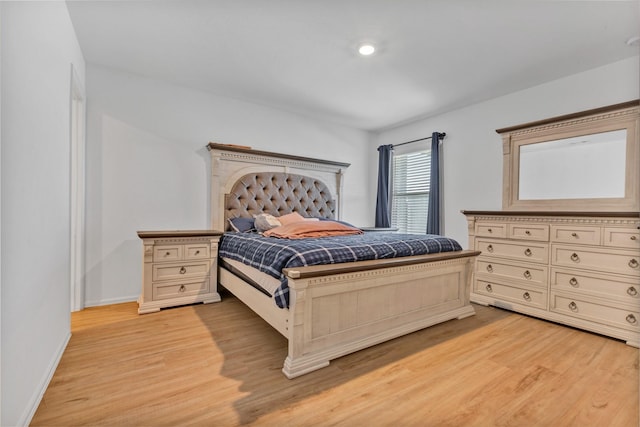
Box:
185;243;210;259
153;279;209;300
154;245;183;262
550;225;601;245
152;261;212;281
604;228;640;249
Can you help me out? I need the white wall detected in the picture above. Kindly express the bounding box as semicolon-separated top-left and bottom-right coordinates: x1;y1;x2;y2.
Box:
1;2;85;426
84;65;371;306
374;56;640;248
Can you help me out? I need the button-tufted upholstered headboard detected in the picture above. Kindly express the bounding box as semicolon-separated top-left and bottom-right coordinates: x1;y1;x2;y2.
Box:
225;172;335;228
207;143;350;232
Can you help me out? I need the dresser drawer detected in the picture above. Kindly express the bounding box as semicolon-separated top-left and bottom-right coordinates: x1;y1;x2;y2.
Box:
154;245;183;262
508;224;549;241
475;279;547;309
551;268;639;303
476;238;549;264
604;227;640;249
152;279;210;300
152;261;212;281
551;244;640;276
475;223;507;238
477;258;548;286
550;225;601;245
185;243;210;260
550;292;640;332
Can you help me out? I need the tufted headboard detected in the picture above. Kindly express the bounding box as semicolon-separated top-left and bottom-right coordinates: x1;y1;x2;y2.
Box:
207;143;350;231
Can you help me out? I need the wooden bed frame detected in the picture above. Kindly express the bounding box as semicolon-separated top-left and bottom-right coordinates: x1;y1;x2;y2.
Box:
208;143;479;378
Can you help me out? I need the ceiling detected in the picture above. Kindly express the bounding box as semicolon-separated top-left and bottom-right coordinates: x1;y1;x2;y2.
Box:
66;0;640;131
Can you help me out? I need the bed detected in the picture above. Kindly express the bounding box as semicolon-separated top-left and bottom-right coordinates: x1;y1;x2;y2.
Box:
208;143;480;378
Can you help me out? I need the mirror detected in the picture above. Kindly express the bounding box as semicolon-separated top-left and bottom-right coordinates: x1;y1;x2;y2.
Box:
500;101;639;212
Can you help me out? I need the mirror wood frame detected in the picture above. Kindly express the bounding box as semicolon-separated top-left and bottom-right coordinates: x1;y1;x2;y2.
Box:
499;100;640;212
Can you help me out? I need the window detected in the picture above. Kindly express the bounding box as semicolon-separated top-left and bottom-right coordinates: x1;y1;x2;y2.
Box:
391;150;430;234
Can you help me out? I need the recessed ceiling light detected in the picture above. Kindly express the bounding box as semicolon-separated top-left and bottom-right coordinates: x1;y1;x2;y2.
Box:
358;44;376;56
626;36;640;46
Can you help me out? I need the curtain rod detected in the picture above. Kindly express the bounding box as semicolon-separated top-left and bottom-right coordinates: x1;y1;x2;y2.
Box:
392;132;446;148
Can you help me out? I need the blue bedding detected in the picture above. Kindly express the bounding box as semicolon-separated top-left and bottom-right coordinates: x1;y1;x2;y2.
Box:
219;232;463;309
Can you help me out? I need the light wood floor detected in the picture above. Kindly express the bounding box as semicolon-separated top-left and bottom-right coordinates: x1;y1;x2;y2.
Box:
32;290;638;426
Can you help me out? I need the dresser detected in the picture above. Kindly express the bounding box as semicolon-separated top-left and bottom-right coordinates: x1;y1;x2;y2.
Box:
137;230;222;314
462;211;640;346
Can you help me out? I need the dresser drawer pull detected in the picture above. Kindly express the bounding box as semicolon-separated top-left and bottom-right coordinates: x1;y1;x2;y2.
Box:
523;270;531;279
626;314;637;325
627;287;638;296
525;230;531;235
485;284;493;293
524;248;532;257
179;266;186;274
179;285;186;293
487;228;493;233
631;236;637;241
629;259;639;269
570;253;580;262
165;251;171;256
568;301;578;311
486;264;493;273
523;292;531;301
571;232;578;238
487;244;494;253
569;277;579;287
195;250;200;255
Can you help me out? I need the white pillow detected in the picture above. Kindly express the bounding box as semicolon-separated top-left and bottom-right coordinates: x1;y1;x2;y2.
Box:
253;213;281;233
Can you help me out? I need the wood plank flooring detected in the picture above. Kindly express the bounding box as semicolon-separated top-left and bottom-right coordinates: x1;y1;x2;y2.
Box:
32;290;638;426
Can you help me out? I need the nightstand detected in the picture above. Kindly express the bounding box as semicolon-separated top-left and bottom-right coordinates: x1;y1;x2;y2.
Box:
137;230;223;314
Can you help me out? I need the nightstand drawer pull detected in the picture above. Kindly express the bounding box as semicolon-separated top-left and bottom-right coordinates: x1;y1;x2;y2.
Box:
487;228;493;233
523;292;531;301
631;236;637;241
568;301;578;311
629;259;639;269
165;251;171;256
569;277;578;287
179;285;186;293
525;230;531;235
570;253;580;262
179;266;186;274
626;314;637;324
524;248;532;257
628;287;638;296
486;244;493;253
486;264;493;273
195;250;200;255
523;270;531;279
485;284;493;293
571;232;578;238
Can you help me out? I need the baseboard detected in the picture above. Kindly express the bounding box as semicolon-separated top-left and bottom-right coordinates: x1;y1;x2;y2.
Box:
19;332;71;426
84;295;138;307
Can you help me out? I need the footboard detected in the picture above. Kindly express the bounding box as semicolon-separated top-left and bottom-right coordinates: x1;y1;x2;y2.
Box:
281;250;479;378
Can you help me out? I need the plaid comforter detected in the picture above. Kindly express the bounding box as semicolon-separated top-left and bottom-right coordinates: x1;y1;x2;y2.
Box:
219;232;463;309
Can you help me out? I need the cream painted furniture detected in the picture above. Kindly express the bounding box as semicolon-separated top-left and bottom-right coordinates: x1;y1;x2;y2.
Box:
208;143;479;378
137;230;222;314
463;211;640;346
462;101;640;347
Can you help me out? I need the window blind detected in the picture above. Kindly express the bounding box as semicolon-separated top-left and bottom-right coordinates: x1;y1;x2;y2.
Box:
391;150;430;234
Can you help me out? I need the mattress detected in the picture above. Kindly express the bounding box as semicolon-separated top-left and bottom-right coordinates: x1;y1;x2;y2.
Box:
221;257;281;296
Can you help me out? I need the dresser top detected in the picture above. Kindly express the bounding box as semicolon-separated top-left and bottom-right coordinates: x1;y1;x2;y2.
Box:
137;230;223;239
461;210;640;218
